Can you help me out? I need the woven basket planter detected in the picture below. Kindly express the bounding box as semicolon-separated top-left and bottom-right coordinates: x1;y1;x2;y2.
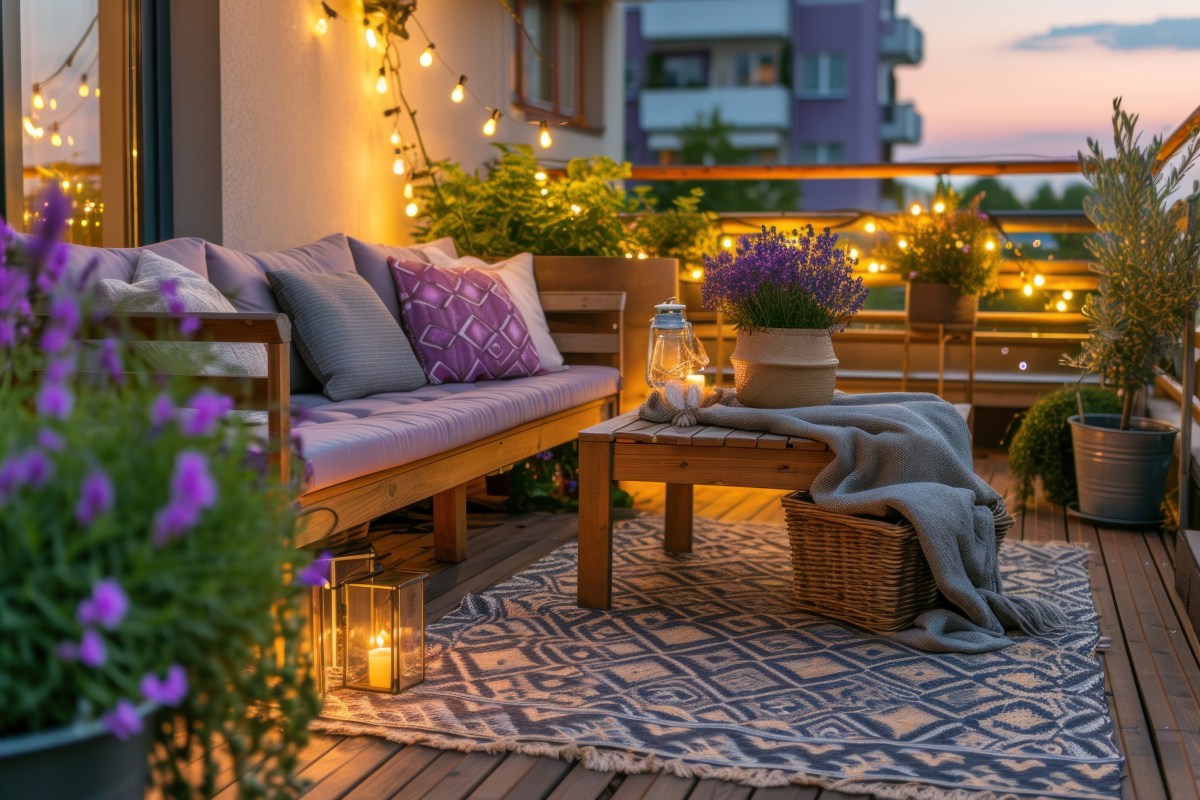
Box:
781;492;1013;633
730;328;838;408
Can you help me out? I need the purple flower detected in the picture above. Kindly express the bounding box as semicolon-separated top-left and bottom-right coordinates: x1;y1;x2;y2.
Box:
0;317;15;347
40;296;81;354
44;357;72;383
141;664;188;707
151;393;175;429
20;449;53;487
75;470;114;525
102;699;143;741
181;392;233;437
0;458;21;504
99;338;123;383
79;628;106;667
26;187;70;267
153;501;200;547
37;428;65;452
179;315;201;337
76;579;129;629
171;451;217;508
535;450;554;461
36;383;72;419
295;550;333;587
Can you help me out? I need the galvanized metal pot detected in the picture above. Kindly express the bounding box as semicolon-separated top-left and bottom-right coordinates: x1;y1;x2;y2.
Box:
1068;414;1177;523
731;328;838;408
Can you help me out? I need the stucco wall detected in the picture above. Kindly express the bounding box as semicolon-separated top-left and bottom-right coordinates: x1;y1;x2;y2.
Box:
195;0;621;252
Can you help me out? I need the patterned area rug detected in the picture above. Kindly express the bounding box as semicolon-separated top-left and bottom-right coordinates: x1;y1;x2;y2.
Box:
313;516;1122;800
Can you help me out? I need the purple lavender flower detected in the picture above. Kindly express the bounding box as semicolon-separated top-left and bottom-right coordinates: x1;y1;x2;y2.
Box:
75;470;115;525
20;449;53;487
0;457;21;503
37;428;65;452
40;295;81;354
25;187;70;268
172;451;217;508
79;628;106;667
182;392;233;437
151;392;175;429
102;699;143;740
140;664;188;707
76;579;129;629
535;450;554;461
153;501;200;547
99;338;123;383
179;315;201;337
295;550;333;587
36;383;73;419
0;317;15;347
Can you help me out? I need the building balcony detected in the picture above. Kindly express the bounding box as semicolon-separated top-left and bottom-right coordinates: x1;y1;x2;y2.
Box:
881;102;922;143
639;85;791;133
881;16;924;64
640;0;790;41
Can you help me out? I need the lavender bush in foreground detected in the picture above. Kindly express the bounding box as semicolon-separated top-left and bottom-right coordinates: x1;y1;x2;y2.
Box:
0;187;320;798
702;225;868;332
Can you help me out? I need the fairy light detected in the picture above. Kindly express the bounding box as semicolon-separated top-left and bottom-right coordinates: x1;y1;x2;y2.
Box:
419;43;435;67
363;19;378;48
1033;274;1045;287
897;239;908;250
534;171;548;182
451;75;466;103
49;98;57;110
868;262;879;273
933;200;946;214
1022;284;1034;297
540;188;548;196
392;148;406;176
637;252;648;260
390;127;401;146
1062;290;1074;300
49;124;62;147
864;221;877;233
1055;300;1067;312
1018;361;1028;371
570;203;582;215
375;68;388;94
314;16;329;35
78;74;89;98
625;252;633;259
1032;239;1042;248
32;84;43;110
984;240;995;251
60;179;69;191
722;236;735;249
403;181;414;200
405;201;419;217
848;247;858;260
910;203;922;216
539;121;552;148
482;109;500;137
690;268;703;280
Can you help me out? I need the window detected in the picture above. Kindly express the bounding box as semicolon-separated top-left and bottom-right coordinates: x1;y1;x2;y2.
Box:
660;53;707;88
798;143;845;165
515;0;586;123
800;53;846;98
734;53;778;87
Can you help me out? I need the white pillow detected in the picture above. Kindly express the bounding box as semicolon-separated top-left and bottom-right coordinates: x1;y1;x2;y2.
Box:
424;250;566;373
95;251;269;378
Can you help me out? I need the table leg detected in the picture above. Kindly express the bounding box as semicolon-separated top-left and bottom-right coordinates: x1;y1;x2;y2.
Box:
578;439;614;609
664;483;694;552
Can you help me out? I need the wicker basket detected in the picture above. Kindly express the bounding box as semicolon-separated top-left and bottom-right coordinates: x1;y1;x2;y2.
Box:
780;492;1013;634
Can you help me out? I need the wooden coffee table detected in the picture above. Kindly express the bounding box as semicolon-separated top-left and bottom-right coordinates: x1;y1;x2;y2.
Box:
576;410;834;609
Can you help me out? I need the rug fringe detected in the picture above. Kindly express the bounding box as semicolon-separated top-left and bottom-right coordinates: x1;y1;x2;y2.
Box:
309;719;1018;800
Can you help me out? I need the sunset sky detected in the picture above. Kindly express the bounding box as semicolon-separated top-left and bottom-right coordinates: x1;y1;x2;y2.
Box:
894;0;1200;194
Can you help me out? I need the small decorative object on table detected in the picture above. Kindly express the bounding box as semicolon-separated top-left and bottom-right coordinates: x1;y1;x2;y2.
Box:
781;492;1014;633
702;225;867;408
646;298;709;389
877;186;1001;330
337;570;427;694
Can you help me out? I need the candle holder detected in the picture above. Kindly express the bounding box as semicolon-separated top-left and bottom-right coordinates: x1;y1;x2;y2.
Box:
310;551;380;697
646;298;709;389
337;570;427;694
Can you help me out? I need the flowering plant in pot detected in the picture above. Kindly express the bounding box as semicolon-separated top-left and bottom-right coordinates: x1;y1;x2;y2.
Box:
1061;98;1200;523
0;189;321;798
701;225;868;408
876;186;1001;329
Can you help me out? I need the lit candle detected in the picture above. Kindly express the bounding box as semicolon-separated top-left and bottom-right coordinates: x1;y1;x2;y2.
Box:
368;632;392;689
685;374;706;390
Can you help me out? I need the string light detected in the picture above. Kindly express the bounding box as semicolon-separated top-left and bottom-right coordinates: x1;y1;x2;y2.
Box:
49;98;57;111
405;201;419;217
868;262;879;273
403;182;414;199
1022;284;1034;297
482;109;500;136
363;18;379;49
314;16;329;35
534;171;547;182
984;240;995;251
909;203;922;216
50;124;62;147
1055;300;1067;312
897;239;908;250
375;68;388;94
722;236;734;249
848;247;858;259
78;74;89;98
539;121;552;148
625;253;633;259
637;252;647;260
864;221;877;233
690;268;703;280
540;188;548;196
392;148;406;176
1032;274;1045;287
933;200;946;214
451;75;466;103
419;43;435;67
32;84;43;110
390;127;401;146
569;203;582;215
1062;290;1074;300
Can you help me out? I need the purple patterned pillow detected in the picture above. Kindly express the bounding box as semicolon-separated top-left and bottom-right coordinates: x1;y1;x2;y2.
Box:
389;258;543;384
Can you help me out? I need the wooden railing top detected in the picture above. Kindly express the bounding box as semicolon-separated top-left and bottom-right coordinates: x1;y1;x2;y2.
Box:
623;160;1081;181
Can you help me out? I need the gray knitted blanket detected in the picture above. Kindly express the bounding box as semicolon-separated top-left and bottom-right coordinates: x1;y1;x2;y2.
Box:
640;390;1069;653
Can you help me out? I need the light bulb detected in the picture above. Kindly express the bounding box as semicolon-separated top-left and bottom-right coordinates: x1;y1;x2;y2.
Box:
932;200;945;214
364;20;378;49
848;247;858;259
540;188;548;196
22;116;37;137
451;76;466;103
405;201;419;217
721;236;734;249
864;221;876;233
1033;273;1045;287
50;125;61;147
49;98;57;110
984;240;995;251
375;69;388;94
1055;300;1067;312
32;85;43;110
66;135;74;146
539;121;552;148
93;87;100;98
868;262;879;273
534;171;547;182
637;252;647;260
1062;290;1074;300
61;180;69;190
1033;238;1042;248
897;239;908;249
390;128;401;146
1022;283;1034;297
690;268;703;280
403;182;414;199
392;149;405;176
419;44;434;67
570;204;582;215
314;16;328;35
33;126;43;139
909;203;922;216
482;109;500;136
78;74;89;97
624;253;633;259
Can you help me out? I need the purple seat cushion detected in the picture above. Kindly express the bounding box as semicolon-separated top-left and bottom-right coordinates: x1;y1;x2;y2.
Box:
10;232;208;285
205;233;356;393
390;258;543;384
347;236;457;324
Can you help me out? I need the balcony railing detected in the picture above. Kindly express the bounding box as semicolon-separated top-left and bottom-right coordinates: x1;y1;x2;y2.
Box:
639;86;792;132
881;17;923;64
881;102;922;144
640;0;790;41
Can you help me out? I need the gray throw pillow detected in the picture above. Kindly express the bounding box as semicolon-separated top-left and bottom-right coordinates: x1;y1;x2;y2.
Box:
266;270;426;401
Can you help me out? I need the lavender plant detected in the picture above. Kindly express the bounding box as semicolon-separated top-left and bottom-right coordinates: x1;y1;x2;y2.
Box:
701;225;867;332
0;188;321;797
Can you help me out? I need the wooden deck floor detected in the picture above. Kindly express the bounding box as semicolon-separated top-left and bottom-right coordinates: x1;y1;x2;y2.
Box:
224;453;1200;799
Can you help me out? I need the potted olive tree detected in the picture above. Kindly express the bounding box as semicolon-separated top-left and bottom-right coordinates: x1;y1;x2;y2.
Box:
1063;98;1200;523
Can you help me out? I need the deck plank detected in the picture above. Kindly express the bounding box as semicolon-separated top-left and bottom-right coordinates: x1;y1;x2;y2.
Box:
609;772;695;800
543;763;618;800
388;750;504;800
299;737;402;800
463;753;574;800
748;787;819;800
341;745;442;799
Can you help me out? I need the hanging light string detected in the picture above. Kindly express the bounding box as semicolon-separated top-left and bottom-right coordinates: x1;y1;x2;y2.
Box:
32;13;98;90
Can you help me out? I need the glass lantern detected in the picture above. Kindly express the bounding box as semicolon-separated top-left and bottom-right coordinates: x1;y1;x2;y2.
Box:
338;570;427;694
310;551;381;697
646;298;709;388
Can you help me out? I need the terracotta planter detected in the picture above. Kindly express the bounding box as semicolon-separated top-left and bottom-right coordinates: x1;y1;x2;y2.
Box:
906;282;977;330
731;328;838;408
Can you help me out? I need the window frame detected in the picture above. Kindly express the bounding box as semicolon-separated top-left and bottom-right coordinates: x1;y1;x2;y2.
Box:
513;0;587;126
798;51;847;99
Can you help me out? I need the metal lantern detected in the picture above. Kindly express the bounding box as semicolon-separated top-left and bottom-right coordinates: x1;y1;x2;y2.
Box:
646;298;709;388
310;551;380;697
338;570;427;693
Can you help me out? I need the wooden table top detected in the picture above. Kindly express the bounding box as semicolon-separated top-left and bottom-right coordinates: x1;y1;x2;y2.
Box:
579;410;829;451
